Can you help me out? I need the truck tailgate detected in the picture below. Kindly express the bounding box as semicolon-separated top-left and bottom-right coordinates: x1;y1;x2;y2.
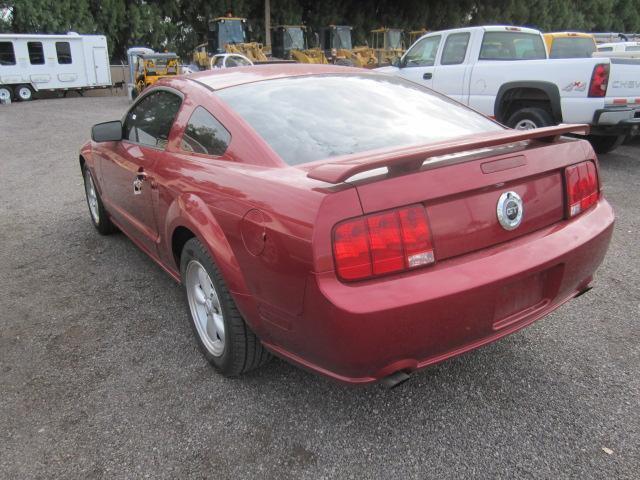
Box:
607;58;640;98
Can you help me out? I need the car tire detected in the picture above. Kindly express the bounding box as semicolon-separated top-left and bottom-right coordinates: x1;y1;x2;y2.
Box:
14;84;33;101
180;238;271;376
82;166;116;235
506;107;553;130
587;134;625;154
0;85;12;102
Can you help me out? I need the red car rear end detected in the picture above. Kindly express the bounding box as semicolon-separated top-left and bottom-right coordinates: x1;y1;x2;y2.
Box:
83;66;614;385
294;134;613;384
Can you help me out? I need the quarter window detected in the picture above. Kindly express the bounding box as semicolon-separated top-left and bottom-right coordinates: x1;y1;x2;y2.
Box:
28;42;45;65
441;33;470;65
123;91;182;149
56;42;72;64
403;35;441;67
0;42;16;66
181;106;231;156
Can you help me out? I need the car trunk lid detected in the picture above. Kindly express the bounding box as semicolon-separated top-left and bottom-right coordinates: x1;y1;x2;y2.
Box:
307;125;590;262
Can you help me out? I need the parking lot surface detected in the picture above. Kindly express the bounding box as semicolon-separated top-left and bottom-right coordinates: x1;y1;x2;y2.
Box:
1;97;639;479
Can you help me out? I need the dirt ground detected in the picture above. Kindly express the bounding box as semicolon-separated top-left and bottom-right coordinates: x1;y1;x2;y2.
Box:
1;97;639;479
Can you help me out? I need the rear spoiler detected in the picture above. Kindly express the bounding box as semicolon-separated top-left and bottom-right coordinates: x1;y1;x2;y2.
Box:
306;124;590;184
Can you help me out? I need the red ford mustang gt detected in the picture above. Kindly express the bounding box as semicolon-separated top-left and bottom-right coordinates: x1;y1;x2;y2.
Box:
80;64;614;386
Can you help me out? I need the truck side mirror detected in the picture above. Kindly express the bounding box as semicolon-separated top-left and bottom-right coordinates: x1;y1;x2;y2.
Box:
92;121;123;142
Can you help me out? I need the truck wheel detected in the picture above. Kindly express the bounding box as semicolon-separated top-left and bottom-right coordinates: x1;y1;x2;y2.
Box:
180;238;271;376
82;166;116;235
0;86;12;102
587;134;625;154
506;107;553;130
14;85;33;101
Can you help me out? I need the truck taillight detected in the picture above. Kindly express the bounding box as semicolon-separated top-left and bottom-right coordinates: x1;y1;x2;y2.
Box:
588;64;609;98
333;205;434;281
565;161;599;218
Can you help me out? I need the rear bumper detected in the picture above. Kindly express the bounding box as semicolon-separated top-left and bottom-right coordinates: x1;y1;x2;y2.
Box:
266;199;615;384
592;107;640;135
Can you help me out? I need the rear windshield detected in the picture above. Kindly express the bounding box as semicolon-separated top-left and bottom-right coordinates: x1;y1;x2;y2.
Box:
550;37;596;58
479;32;546;60
216;75;502;165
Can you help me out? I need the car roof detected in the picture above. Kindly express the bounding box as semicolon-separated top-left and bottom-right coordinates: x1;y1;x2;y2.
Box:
139;53;178;59
544;32;594;38
186;63;365;91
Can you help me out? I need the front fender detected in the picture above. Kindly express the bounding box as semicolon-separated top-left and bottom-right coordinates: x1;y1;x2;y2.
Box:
164;192;250;297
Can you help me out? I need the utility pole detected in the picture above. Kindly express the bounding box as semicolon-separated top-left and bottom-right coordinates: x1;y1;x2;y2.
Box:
265;0;271;47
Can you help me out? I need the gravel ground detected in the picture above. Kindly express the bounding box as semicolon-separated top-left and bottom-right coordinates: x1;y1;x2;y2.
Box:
1;97;639;479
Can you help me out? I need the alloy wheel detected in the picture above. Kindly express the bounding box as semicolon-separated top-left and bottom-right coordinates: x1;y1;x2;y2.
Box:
185;260;226;357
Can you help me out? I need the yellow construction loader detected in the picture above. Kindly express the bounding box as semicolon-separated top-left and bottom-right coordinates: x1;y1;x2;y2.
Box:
369;28;405;66
271;25;328;64
131;52;180;98
204;17;268;65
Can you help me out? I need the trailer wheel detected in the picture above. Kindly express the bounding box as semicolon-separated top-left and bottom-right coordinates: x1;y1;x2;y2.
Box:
15;85;33;101
0;86;12;102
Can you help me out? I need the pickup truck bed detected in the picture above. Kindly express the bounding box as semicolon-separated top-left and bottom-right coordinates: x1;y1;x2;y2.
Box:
377;25;640;153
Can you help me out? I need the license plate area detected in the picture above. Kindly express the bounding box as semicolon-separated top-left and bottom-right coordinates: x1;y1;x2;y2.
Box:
492;265;563;330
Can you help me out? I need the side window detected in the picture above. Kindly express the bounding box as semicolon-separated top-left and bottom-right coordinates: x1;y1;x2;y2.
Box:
626;45;640;52
213;56;225;68
403;35;441;67
123;91;182;149
56;42;72;64
0;42;16;66
440;33;470;65
28;42;45;65
181;106;231;156
598;46;613;52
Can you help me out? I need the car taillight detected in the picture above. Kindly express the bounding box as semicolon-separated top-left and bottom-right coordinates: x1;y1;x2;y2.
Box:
565;161;599;218
333;205;434;281
588;63;609;97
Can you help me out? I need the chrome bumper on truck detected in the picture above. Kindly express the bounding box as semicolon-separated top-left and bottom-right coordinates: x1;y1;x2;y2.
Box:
592;107;640;135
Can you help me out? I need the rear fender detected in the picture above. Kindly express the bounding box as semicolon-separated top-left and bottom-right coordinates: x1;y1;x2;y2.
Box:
495;81;562;123
164;193;250;297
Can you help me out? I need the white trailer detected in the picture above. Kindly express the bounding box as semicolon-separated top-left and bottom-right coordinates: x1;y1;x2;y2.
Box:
0;32;111;101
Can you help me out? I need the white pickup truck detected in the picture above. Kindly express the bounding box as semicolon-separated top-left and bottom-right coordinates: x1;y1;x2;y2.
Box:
377;26;640;153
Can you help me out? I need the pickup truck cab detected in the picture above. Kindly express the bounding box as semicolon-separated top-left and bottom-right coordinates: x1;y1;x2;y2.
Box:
543;32;596;59
377;26;640;153
594;41;640;59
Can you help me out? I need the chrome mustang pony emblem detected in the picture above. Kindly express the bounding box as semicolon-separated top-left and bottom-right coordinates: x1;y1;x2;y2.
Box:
497;191;523;231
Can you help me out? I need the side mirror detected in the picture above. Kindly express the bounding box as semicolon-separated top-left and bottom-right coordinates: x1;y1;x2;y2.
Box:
92;120;123;142
392;56;402;68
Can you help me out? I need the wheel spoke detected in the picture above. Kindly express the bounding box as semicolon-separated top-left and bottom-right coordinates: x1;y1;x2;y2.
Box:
213;314;225;342
206;314;218;342
198;267;212;295
193;286;206;305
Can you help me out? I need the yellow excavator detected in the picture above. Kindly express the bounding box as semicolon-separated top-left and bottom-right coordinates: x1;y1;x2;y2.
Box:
270;25;327;63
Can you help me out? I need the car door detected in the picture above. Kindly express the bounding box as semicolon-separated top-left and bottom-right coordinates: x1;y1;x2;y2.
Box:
101;90;182;255
432;32;472;103
396;34;442;89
